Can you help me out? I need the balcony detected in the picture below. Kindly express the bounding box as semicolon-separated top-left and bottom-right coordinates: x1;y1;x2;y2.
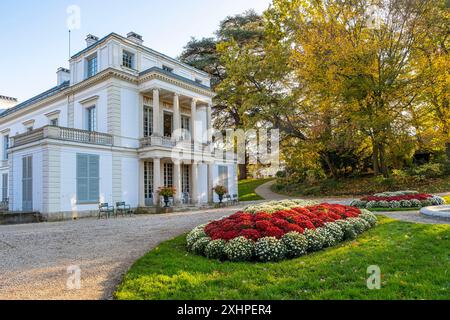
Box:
139;136;213;153
10;126;114;148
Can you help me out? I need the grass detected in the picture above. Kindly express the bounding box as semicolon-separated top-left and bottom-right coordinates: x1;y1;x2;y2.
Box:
272;175;450;197
115;216;450;300
443;196;450;204
238;178;273;201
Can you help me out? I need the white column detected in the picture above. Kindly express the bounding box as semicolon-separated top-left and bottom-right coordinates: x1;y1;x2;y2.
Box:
191;162;199;204
208;162;214;203
139;160;145;207
153;158;161;206
206;103;212;144
173;160;182;204
191;98;197;143
173;93;181;140
152;89;160;136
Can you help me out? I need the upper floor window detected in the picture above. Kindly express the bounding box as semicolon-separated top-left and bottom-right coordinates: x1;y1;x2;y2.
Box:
162;65;173;73
86;106;97;132
26;127;33;132
50;118;59;126
143;105;153;137
195;78;203;84
122;51;135;69
86;54;98;78
3;135;9;160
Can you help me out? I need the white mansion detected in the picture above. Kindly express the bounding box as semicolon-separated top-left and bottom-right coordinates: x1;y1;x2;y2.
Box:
0;32;238;220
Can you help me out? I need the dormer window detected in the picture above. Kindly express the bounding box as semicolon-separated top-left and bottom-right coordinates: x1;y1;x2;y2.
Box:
162;65;173;73
86;54;98;78
122;50;135;69
195;78;202;84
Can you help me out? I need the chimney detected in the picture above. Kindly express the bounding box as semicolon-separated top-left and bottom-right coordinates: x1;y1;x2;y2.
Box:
0;95;18;110
56;67;70;85
85;34;99;47
127;32;143;45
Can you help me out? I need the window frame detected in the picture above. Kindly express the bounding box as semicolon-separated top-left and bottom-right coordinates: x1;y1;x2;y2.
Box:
86;106;97;132
122;50;135;69
86;54;98;78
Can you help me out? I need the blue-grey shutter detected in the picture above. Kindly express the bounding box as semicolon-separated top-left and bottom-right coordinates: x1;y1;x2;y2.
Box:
88;155;99;201
77;154;88;202
22;156;32;211
2;173;8;201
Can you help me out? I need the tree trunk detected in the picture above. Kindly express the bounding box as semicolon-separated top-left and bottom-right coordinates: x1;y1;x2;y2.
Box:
378;143;389;178
372;141;380;176
321;152;338;179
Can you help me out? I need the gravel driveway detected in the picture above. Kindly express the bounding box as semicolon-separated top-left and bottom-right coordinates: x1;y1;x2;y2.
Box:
0;207;241;300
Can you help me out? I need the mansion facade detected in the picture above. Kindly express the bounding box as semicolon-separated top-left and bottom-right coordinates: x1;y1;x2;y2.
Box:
0;32;237;220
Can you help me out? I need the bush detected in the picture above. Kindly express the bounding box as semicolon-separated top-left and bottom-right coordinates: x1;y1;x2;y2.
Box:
317;227;338;248
304;228;325;252
186;225;208;250
335;220;357;240
255;237;287;262
359;210;378;227
281;232;308;258
191;237;212;255
348;217;370;234
323;222;345;243
223;237;255;262
410;163;445;178
205;239;226;259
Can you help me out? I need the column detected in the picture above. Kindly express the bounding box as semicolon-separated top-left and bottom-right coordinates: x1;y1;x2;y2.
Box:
173;93;181;140
152;89;160;136
191;98;197;143
173;160;182;204
153;157;161;206
191;162;199;204
206;103;212;144
138;160;145;207
207;162;214;203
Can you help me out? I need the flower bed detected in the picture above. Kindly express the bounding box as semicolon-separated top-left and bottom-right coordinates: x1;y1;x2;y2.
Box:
186;201;377;262
350;190;445;209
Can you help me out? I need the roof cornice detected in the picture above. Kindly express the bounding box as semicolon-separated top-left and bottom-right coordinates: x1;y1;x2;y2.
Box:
0;67;214;124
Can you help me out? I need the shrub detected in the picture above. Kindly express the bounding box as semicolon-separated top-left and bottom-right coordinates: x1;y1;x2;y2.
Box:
323;222;345;243
281;232;308;258
400;200;412;208
223;237;255;262
304;228;325;252
191;237;212;255
410;199;422;207
389;201;401;208
205;239;226;259
359;210;378;227
255;237;287;262
410;163;444;178
335;220;357;240
317;227;338;248
348;218;370;234
186;225;208;250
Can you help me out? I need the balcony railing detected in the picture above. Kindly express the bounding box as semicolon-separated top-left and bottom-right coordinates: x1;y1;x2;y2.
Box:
140;136;212;153
10;126;114;148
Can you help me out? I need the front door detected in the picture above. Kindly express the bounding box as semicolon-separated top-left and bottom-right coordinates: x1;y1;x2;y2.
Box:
22;155;32;211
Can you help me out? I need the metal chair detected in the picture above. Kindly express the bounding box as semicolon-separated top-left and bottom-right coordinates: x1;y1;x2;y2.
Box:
98;203;115;219
116;202;132;217
232;194;239;205
224;194;232;206
182;192;192;205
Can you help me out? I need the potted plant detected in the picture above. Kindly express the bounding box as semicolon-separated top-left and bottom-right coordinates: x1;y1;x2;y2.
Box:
158;186;176;207
213;185;228;204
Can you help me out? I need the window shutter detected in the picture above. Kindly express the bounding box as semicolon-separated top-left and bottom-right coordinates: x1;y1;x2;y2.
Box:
77;154;88;202
88;155;99;201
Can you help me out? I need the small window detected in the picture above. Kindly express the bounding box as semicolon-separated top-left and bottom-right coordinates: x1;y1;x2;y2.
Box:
3;135;9;160
26;127;33;132
195;78;202;84
2;173;7;202
86;54;98;78
162;65;173;73
122;50;135;69
50;118;59;126
86;106;97;132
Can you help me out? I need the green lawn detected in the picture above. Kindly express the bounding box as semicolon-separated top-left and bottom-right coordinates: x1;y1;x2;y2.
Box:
115;216;450;300
272;175;450;197
238;178;273;201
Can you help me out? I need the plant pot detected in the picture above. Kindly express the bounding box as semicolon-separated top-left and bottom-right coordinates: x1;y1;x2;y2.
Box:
163;195;170;208
218;194;224;204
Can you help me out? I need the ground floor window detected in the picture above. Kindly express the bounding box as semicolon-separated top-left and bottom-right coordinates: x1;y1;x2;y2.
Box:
76;154;99;203
144;161;153;203
2;173;7;202
218;165;229;191
182;164;190;193
164;163;173;187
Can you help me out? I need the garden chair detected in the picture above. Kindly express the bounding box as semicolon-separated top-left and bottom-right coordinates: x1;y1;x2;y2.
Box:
224;194;232;206
160;196;174;207
116;202;132;217
98;203;115;219
182;192;192;205
231;194;239;205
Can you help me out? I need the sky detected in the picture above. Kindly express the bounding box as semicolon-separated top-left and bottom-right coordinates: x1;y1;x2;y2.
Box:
0;0;271;102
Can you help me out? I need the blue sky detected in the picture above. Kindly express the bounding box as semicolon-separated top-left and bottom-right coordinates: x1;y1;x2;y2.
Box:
0;0;271;102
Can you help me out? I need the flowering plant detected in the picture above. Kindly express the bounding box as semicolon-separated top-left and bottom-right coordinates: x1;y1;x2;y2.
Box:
158;186;176;197
213;185;228;197
351;191;444;209
186;200;378;262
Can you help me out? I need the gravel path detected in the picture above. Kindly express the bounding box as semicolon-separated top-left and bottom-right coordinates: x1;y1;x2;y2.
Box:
375;210;450;225
0;207;242;300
